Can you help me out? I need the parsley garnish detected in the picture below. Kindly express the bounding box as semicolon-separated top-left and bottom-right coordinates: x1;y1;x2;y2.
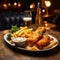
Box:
7;34;11;40
10;25;18;33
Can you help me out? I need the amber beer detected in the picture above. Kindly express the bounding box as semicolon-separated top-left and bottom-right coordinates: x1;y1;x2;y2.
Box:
23;17;32;26
35;2;42;27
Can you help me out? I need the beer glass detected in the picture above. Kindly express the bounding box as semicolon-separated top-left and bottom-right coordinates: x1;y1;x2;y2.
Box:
22;10;32;27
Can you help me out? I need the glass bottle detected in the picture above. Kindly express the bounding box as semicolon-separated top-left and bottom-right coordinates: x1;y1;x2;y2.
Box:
35;2;42;27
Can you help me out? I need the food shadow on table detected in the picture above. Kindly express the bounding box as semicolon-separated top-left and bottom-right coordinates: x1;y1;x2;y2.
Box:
4;41;60;57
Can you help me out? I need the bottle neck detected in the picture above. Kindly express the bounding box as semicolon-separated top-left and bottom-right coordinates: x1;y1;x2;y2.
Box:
35;2;43;27
36;7;41;16
37;2;40;8
36;2;41;15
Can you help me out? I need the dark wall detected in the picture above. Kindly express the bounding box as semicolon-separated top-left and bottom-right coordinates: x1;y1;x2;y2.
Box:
53;0;60;9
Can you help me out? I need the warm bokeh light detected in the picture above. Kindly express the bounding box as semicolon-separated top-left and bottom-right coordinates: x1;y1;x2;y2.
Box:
45;1;51;7
14;2;17;6
18;2;21;7
8;3;11;6
3;3;8;8
42;9;45;12
30;3;35;9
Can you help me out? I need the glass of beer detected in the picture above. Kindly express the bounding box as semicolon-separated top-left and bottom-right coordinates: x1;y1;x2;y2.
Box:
22;10;32;27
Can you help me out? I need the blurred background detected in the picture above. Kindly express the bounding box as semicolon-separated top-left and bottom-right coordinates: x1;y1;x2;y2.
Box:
0;0;60;30
0;0;59;12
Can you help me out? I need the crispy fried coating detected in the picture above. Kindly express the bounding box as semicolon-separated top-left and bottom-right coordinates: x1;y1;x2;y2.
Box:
27;32;42;43
35;27;46;33
36;35;50;47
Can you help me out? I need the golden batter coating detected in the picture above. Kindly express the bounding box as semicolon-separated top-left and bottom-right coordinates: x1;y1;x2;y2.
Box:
36;35;50;47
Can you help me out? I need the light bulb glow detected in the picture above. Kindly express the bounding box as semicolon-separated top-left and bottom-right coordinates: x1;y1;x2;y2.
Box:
3;4;7;8
8;3;11;6
18;3;21;7
45;1;51;7
42;9;45;12
30;3;35;9
14;2;17;6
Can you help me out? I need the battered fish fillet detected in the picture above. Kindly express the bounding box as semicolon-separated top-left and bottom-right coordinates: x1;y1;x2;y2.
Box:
26;27;46;44
36;35;50;47
27;32;42;43
35;27;46;33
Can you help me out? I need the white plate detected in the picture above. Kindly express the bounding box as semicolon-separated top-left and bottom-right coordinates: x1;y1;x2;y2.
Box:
4;33;59;52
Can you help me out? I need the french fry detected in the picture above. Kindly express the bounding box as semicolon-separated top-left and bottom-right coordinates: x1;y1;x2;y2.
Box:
24;31;32;37
20;26;27;29
31;45;39;50
11;33;17;37
43;40;58;49
15;26;27;35
21;34;26;37
25;46;32;50
18;30;24;36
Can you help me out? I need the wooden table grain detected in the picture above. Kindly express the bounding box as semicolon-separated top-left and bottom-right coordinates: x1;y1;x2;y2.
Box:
0;23;60;60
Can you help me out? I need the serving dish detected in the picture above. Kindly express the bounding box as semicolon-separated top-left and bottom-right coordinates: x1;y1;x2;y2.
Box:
4;33;59;52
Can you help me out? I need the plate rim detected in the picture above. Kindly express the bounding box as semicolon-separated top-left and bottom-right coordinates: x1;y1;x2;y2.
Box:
4;33;59;52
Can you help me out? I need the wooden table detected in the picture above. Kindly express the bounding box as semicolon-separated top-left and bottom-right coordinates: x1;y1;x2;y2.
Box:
0;23;60;60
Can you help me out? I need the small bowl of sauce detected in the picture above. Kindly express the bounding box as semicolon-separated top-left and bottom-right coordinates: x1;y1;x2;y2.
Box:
11;37;27;47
